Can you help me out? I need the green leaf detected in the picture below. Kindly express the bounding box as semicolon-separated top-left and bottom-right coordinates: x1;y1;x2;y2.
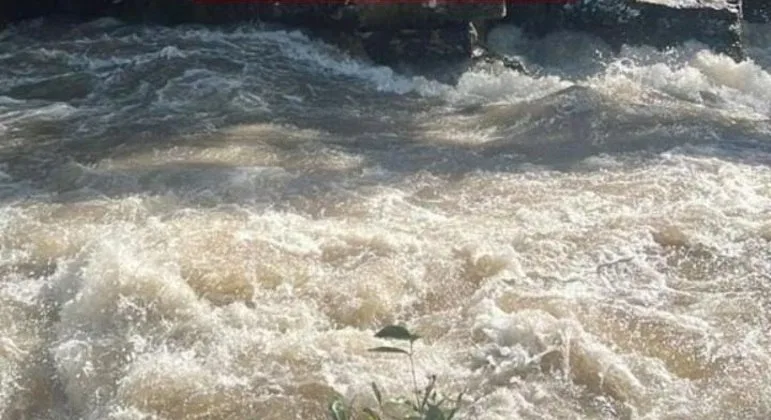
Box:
371;382;383;406
328;399;349;420
374;325;420;342
368;346;409;355
362;407;382;420
425;405;446;420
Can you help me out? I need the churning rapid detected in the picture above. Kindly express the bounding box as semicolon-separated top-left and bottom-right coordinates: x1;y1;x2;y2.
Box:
1;16;771;420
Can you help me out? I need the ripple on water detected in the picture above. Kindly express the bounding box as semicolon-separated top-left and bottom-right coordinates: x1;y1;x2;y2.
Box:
1;17;771;420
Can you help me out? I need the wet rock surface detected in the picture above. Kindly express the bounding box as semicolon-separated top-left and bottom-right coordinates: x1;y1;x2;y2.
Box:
744;0;771;23
504;0;744;60
0;0;756;76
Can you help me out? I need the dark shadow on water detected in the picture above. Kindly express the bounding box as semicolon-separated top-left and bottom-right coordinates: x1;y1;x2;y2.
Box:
2;89;770;211
470;86;771;166
3;87;771;209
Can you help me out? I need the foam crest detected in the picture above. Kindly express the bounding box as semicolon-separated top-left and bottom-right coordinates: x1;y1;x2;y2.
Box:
115;349;252;420
447;68;572;106
175;27;448;96
460;23;771;117
690;51;771;112
590;49;771;117
0;102;77;125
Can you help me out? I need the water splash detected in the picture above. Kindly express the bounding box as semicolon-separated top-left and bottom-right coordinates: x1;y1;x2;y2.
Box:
1;17;770;420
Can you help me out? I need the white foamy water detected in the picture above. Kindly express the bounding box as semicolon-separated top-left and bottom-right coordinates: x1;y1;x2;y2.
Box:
1;18;771;420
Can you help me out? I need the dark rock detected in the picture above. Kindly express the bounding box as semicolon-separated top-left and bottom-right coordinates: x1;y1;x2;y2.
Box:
314;23;478;84
190;1;505;30
362;25;476;66
1;0;56;22
2;0;506;29
504;0;744;61
356;2;506;30
313;19;529;85
744;0;771;23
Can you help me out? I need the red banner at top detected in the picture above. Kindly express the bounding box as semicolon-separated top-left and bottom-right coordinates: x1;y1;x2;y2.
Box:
192;0;576;4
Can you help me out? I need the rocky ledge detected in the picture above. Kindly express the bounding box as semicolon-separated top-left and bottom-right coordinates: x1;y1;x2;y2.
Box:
0;0;765;78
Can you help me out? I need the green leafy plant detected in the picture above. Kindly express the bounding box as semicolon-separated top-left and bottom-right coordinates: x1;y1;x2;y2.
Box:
328;325;464;420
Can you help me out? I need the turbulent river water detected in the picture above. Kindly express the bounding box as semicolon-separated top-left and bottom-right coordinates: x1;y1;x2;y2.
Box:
1;16;771;420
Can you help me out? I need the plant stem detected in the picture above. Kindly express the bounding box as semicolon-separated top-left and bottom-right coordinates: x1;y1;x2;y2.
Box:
409;341;420;411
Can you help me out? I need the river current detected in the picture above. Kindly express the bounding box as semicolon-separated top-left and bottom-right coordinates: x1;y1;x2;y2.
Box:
1;17;771;420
